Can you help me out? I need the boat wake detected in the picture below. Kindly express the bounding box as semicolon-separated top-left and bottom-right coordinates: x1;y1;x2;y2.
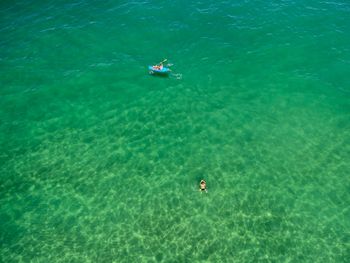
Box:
171;73;182;80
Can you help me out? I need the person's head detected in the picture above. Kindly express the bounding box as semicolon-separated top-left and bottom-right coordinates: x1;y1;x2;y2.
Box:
200;180;206;184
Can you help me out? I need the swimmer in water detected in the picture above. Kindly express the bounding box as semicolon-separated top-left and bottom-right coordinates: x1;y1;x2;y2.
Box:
199;180;207;193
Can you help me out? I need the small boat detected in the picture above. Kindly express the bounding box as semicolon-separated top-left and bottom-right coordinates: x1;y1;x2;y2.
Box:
148;65;171;75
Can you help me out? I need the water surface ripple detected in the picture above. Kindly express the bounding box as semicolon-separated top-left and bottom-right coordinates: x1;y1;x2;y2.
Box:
0;0;349;262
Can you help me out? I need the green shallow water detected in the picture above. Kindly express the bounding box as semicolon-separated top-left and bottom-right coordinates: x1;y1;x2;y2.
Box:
1;0;349;262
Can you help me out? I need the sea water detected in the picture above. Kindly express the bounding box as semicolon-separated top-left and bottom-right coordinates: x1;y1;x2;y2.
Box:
0;0;349;262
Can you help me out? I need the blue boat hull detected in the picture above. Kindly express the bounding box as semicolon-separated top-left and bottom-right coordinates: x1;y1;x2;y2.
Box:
148;66;171;74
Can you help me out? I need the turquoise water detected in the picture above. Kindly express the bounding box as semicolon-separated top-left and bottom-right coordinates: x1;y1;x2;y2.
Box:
1;0;349;262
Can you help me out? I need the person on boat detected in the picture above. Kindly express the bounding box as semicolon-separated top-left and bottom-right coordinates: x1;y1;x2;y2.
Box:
152;59;166;70
199;180;207;192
